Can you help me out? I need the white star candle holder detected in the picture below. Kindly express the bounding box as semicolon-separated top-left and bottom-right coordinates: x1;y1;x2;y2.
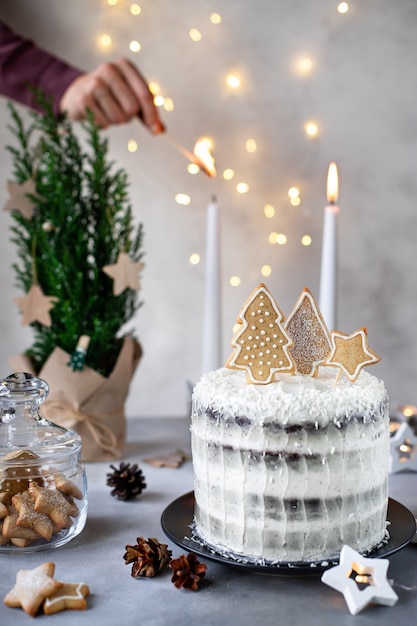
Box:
321;545;398;615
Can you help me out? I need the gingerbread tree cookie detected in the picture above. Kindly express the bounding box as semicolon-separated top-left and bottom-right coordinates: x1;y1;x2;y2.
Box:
324;328;381;383
226;283;294;384
285;287;332;376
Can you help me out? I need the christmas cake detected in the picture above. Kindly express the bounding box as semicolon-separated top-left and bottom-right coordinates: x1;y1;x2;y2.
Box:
191;285;389;564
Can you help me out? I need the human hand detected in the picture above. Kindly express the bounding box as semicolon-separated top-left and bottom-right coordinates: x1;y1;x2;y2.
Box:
59;57;165;133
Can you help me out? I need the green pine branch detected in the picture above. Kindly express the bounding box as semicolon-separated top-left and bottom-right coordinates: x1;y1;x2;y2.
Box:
6;96;144;375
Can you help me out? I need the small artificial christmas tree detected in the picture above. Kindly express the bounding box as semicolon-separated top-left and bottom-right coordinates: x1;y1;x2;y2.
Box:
4;96;144;375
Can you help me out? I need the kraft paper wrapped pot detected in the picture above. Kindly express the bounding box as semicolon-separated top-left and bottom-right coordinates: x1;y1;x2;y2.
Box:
9;336;142;462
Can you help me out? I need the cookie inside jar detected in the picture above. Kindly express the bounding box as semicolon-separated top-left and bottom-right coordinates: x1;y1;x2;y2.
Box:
0;373;87;552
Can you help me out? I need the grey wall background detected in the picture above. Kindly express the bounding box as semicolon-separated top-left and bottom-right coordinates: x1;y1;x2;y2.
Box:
0;0;416;417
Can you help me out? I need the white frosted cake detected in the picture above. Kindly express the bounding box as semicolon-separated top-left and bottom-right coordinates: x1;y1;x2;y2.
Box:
191;285;390;564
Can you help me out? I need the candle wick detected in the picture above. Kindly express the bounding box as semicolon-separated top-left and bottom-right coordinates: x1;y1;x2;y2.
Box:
211;194;217;203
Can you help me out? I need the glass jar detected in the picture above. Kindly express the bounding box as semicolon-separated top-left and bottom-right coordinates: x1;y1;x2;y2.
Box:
0;372;87;552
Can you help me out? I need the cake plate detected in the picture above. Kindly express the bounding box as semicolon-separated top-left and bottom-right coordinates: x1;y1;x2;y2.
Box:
161;492;416;576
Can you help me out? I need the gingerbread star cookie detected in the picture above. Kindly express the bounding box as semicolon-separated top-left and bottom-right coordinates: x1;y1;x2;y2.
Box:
1;506;42;543
43;582;90;614
324;327;381;383
3;562;62;616
226;283;294;384
28;481;79;529
12;490;54;540
285;287;331;376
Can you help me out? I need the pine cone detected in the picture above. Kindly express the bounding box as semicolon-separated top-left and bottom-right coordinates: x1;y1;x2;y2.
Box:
169;552;207;591
124;537;172;577
106;462;146;500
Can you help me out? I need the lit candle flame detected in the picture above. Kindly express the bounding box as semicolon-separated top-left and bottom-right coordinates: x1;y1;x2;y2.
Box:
326;162;339;204
193;137;216;178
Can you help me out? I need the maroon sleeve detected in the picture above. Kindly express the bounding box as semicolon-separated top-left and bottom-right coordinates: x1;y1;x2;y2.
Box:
0;20;83;115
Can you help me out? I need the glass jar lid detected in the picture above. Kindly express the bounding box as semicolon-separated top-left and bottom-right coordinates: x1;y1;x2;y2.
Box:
0;372;81;462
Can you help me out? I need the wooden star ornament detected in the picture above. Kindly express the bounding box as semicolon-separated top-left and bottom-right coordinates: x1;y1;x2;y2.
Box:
102;251;145;296
389;421;417;474
321;545;398;615
3;179;38;220
14;284;58;327
324;327;380;383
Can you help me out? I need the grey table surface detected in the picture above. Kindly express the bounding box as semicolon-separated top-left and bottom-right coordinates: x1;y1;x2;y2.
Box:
0;416;417;626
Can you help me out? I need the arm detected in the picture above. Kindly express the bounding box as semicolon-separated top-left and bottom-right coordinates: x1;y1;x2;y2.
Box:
0;21;165;132
0;21;81;116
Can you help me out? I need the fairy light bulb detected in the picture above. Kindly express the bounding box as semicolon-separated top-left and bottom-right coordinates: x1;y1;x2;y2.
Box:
261;265;272;277
127;140;138;152
154;95;165;107
337;2;349;13
268;232;278;244
129;40;141;52
210;12;222;24
99;34;112;49
264;204;275;218
189;253;200;265
149;82;160;95
301;235;312;246
187;163;200;175
222;169;235;181
230;276;241;287
296;56;313;74
236;182;249;194
288;187;300;199
245;139;257;153
304;121;319;137
189;28;202;42
175;193;191;206
130;3;142;15
226;74;241;89
163;97;174;111
107;0;118;5
276;233;287;245
290;197;301;206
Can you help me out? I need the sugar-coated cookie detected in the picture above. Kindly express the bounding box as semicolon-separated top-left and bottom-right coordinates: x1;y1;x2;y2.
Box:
12;490;54;540
285;287;331;376
3;562;62;617
43;582;90;614
1;506;41;542
29;480;79;529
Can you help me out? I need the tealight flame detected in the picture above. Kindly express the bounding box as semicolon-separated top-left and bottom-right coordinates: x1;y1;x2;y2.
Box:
327;162;339;204
193;137;216;178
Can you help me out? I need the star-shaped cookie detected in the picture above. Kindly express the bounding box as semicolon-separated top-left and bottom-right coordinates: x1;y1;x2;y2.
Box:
102;251;145;296
29;481;79;529
14;284;58;327
3;562;63;616
389;421;417;473
43;582;90;614
3;179;38;220
321;545;398;615
324;328;380;382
